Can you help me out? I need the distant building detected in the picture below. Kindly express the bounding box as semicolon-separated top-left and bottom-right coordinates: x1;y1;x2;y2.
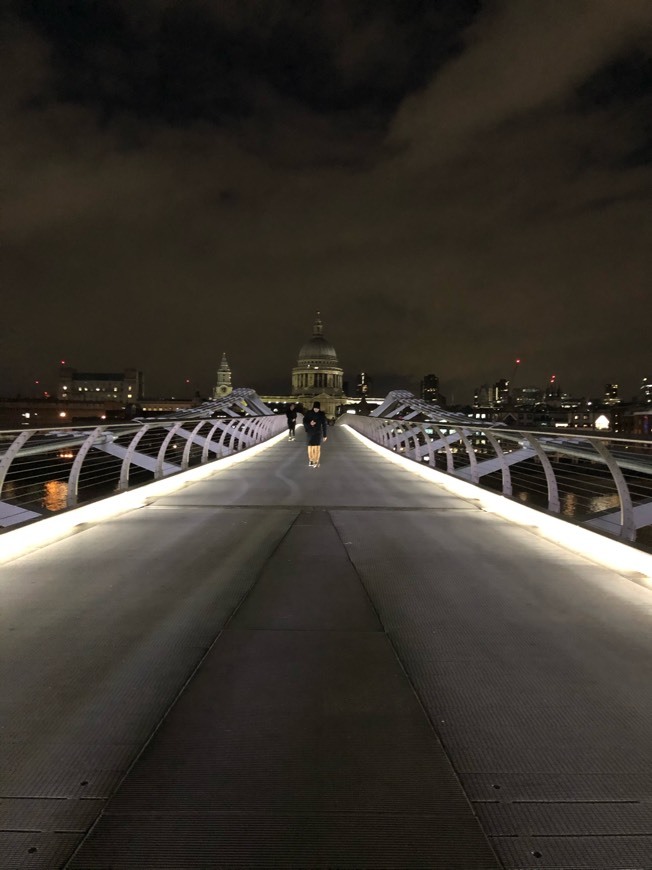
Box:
213;353;233;399
259;315;346;417
474;379;510;408
603;383;620;405
630;410;651;436
640;377;652;405
58;366;143;402
492;378;510;406
512;386;544;406
420;374;440;404
288;314;345;417
473;384;490;408
356;372;372;397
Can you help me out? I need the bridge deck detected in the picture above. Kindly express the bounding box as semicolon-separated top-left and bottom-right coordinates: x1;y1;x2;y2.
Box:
2;426;652;869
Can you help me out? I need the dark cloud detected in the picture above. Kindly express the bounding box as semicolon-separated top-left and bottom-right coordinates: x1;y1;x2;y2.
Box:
16;0;480;142
2;1;652;402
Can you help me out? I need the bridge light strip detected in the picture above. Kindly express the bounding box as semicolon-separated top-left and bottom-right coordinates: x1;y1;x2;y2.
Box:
344;425;652;585
0;430;287;567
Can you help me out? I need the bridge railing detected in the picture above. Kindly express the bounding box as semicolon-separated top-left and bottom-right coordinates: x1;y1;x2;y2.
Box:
345;414;652;549
0;413;286;530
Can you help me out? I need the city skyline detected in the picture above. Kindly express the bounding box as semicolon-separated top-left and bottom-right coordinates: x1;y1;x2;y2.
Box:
2;3;651;402
4;350;650;408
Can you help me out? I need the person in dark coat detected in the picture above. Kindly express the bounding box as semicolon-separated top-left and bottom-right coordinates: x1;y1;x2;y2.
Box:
302;401;328;467
285;403;297;440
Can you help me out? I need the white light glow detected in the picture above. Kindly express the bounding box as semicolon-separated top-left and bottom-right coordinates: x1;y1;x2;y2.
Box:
0;428;287;566
344;425;652;584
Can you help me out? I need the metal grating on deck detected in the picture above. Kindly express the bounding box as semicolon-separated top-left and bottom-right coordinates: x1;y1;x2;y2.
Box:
68;510;499;869
2;428;651;868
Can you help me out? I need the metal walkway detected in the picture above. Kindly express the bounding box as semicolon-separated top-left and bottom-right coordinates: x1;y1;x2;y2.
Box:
2;427;651;869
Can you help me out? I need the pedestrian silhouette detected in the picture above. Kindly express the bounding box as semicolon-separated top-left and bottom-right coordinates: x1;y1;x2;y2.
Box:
302;401;328;468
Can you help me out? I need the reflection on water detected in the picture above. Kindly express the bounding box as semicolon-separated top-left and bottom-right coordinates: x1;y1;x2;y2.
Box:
1;478;69;513
566;491;620;515
516;487;620;516
43;480;68;511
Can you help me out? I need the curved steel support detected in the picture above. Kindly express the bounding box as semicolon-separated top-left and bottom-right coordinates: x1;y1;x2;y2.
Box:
217;420;238;454
182;421;209;470
0;430;35;495
375;418;388;448
433;426;455;474
119;424;151;491
591;440;635;541
232;418;250;452
422;425;439;465
202;421;223;463
406;429;421;459
486;431;512;497
67;427;104;508
521;432;560;513
452;427;479;484
155;423;183;479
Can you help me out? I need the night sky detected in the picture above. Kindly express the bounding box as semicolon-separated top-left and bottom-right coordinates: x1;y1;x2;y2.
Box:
3;1;651;402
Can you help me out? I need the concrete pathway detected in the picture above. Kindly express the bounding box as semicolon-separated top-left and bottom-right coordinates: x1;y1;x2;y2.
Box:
1;426;651;869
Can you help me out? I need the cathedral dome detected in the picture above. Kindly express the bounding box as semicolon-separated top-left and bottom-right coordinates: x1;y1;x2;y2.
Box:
298;335;338;362
291;314;344;400
297;315;339;363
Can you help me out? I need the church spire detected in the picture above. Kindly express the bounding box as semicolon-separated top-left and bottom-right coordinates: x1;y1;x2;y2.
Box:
313;311;323;337
213;352;233;398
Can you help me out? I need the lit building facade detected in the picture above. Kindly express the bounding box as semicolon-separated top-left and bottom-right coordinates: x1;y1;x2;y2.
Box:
603;383;620;405
259;314;380;418
58;366;143;402
291;316;344;397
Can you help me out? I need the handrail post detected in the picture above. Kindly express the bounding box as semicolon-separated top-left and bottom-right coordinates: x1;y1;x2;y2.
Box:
433;426;455;474
67;427;104;508
520;431;560;513
452;426;479;483
592;440;636;541
0;430;35;495
119;424;151;491
155;423;183;479
486;431;512;497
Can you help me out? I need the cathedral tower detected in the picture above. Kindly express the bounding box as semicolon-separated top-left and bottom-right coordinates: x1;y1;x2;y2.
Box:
213;352;233;399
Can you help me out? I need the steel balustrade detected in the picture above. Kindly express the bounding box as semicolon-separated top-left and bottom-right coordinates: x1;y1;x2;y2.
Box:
3;385;651;551
346;395;652;548
0;389;286;530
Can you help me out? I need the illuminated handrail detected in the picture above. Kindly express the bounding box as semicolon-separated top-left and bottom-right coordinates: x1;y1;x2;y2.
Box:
0;412;286;530
345;414;652;548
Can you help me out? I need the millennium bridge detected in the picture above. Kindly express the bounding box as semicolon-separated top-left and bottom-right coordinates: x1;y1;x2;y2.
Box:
1;390;652;870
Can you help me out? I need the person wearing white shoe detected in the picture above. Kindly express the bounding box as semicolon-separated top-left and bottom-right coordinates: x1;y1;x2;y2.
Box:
303;401;328;467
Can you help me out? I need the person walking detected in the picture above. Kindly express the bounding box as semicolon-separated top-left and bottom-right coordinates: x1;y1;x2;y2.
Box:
285;402;297;440
302;401;328;467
